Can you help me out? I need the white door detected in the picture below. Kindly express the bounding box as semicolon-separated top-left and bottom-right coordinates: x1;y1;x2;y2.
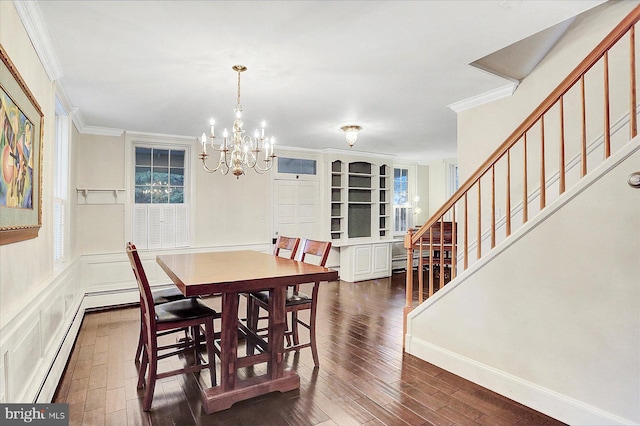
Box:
273;179;320;243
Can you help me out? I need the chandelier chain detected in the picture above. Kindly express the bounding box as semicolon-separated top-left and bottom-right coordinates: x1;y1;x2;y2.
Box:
237;70;241;107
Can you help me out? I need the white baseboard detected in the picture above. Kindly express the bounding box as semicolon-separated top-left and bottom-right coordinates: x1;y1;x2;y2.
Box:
35;296;85;403
406;337;636;426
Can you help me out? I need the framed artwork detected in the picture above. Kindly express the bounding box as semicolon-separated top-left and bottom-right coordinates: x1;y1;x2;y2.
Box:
0;44;44;245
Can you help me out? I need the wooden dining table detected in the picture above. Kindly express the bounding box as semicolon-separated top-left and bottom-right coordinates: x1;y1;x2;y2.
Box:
156;250;339;414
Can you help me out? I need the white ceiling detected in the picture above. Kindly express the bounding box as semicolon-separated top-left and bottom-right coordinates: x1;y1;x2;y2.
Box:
32;0;605;163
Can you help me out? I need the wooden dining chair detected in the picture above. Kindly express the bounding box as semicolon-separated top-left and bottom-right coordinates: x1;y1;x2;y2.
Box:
273;235;300;259
134;285;190;364
248;238;331;367
244;235;300;347
126;242;220;411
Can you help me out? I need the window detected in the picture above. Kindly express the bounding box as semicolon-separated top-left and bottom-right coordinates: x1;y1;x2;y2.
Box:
53;98;69;265
277;157;316;175
134;147;185;204
393;167;410;233
132;144;189;249
448;163;459;197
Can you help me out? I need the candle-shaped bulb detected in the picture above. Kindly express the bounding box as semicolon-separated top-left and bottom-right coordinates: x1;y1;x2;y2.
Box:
254;129;259;139
223;128;228;138
261;120;266;139
209;118;215;137
201;132;207;153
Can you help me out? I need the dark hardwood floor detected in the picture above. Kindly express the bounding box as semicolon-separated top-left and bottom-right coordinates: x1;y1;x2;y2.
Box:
53;272;565;426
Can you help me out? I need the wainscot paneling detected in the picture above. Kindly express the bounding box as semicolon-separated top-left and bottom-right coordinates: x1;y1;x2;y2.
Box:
12;320;42;402
0;258;84;404
81;243;271;308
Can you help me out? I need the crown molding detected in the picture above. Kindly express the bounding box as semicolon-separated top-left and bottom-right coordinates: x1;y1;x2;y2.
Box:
13;0;63;81
63;104;120;137
124;130;195;142
448;82;518;113
54;81;72;112
82;126;125;137
321;147;397;159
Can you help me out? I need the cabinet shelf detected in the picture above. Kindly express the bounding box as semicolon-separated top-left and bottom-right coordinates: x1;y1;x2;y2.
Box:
330;159;391;242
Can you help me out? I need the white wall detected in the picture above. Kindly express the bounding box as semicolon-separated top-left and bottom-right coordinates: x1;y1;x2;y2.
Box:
416;164;429;224
74;131;272;254
427;158;456;217
0;2;55;319
0;1;84;404
407;141;640;425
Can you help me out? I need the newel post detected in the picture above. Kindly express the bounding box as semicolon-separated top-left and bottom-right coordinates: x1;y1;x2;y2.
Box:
403;228;414;350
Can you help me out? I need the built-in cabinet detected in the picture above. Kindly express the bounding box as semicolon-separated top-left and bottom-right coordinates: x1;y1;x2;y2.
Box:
339;242;391;282
330;160;390;242
328;157;392;282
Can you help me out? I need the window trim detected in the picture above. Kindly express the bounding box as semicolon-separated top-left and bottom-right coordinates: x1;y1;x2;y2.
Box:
273;151;320;181
53;96;70;266
392;164;417;236
125;132;196;249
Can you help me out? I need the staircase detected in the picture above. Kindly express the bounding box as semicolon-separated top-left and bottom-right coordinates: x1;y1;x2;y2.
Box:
403;4;640;425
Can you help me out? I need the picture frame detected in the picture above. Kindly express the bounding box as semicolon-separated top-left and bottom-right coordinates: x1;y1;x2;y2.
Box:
0;44;44;245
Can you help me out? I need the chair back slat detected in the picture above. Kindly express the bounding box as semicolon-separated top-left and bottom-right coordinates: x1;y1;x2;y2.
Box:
273;236;300;259
297;239;331;267
126;242;155;323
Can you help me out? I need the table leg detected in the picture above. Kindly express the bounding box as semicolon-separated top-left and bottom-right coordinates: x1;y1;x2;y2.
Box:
267;285;286;379
245;294;256;356
201;286;299;414
220;292;239;391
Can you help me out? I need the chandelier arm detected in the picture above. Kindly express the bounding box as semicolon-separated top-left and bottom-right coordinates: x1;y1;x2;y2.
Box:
200;151;230;174
208;136;227;152
249;152;276;173
244;147;258;169
251;163;274;174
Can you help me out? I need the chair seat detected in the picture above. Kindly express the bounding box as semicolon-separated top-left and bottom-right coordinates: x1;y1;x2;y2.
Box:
252;289;311;306
152;287;187;304
155;298;219;323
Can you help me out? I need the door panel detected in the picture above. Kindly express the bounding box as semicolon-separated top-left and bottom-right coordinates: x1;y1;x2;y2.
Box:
273;180;320;242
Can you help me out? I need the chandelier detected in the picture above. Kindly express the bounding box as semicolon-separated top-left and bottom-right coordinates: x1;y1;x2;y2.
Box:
199;65;275;178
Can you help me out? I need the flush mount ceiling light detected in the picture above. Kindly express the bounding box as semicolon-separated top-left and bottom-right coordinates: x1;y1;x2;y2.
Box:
340;125;362;147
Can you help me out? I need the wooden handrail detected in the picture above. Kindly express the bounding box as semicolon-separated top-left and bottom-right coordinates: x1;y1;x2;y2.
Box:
411;4;640;246
404;5;640;348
